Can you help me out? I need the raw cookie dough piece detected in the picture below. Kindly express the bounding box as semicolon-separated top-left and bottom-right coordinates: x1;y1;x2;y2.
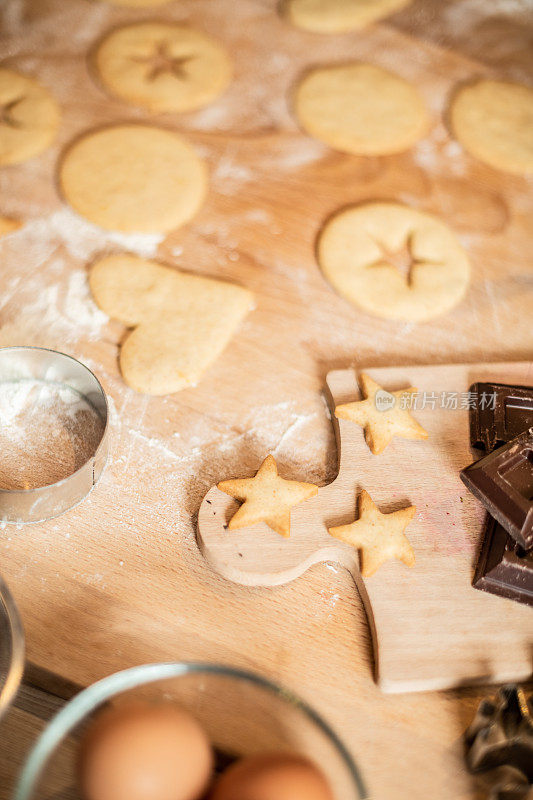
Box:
60;124;207;233
90;253;254;395
282;0;412;33
329;490;416;577
0;216;21;236
294;63;429;155
94;23;232;113
218;454;319;538
317;201;470;322
450;79;533;175
335;373;428;454
0;68;60;166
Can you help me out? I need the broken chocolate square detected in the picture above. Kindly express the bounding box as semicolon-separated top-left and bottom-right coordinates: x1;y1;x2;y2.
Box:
461;429;533;550
473;516;533;608
469;382;533;454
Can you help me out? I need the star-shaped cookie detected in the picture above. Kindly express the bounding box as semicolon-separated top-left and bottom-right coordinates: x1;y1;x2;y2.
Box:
335;373;428;454
329;490;416;577
217;455;318;538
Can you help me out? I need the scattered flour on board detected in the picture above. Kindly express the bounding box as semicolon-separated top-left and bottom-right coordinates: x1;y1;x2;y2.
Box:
319;588;341;614
0;265;108;346
210;139;325;197
443;0;532;29
212;155;254;195
11;207;164;262
127;428;191;465
122;401;321;476
104;398;326;536
188;102;234;131
242;208;273;225
218;402;321;464
0;206;165;346
412;136;467;176
271;138;327;171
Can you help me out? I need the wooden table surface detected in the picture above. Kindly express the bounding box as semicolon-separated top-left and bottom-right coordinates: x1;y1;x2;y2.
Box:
1;0;532;798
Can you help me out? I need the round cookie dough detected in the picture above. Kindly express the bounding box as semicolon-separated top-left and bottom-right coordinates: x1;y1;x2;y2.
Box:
94;23;232;113
282;0;412;33
294;63;429;156
0;68;60;166
59;125;208;233
318;202;470;322
450;79;533;175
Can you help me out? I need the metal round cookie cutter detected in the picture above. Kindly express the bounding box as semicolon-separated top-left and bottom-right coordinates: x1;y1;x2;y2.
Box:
0;347;109;524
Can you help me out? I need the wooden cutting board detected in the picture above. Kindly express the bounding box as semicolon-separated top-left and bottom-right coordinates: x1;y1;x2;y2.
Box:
199;361;533;693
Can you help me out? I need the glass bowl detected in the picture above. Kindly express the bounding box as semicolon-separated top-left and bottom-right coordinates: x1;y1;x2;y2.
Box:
14;662;367;799
0;573;25;720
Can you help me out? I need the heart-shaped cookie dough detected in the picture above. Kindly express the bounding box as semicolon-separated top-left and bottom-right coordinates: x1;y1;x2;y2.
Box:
90;254;254;395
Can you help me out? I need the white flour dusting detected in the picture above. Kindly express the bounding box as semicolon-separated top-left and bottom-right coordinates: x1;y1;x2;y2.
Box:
127;428;189;464
212;155;254;195
10;208;164;262
412;134;467;176
271;138;327;171
242;208;273;225
63;272;109;333
0;266;108;347
0;205;166;347
319;587;341;611
123;401;321;474
443;0;531;29
188;103;234;131
100;396;327;540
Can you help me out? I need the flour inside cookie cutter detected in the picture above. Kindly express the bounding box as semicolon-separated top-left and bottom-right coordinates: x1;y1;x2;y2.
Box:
0;347;109;524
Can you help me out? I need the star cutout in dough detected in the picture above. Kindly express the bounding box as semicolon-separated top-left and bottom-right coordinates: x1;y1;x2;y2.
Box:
217;454;318;538
368;233;443;287
329;490;416;577
335;373;428;455
0;96;23;129
133;42;195;82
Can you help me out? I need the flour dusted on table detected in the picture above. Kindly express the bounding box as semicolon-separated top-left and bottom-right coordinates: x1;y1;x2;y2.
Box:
0;206;167;349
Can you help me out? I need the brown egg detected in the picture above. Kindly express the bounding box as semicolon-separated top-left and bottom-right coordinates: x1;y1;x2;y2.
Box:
78;702;213;800
209;753;334;800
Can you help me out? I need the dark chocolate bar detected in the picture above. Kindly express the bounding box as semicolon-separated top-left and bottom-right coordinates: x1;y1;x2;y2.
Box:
461;429;533;550
473;516;533;607
469;382;533;453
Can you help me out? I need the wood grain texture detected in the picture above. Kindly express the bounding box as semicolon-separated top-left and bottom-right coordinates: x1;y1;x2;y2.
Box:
0;684;72;800
199;363;533;694
0;0;532;797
